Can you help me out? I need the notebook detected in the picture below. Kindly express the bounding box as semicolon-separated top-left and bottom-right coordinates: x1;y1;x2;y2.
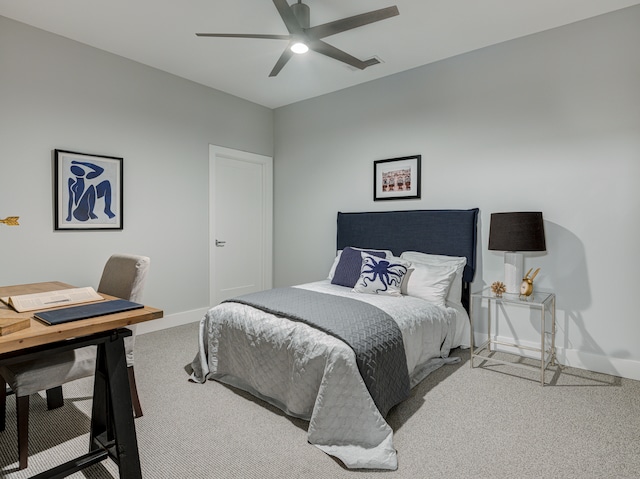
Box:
34;299;144;325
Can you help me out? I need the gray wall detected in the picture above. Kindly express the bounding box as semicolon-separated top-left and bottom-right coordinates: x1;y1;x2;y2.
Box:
273;6;640;379
0;16;273;321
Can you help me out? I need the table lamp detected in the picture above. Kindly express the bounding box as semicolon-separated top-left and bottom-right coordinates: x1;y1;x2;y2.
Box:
488;212;546;294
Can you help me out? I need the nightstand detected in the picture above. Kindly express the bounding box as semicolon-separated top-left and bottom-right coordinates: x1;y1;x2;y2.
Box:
469;287;556;386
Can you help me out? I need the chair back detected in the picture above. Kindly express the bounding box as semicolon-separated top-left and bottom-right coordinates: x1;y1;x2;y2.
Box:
98;254;150;302
97;254;150;367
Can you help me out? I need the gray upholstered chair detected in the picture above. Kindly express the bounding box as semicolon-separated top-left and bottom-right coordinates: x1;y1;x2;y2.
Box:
0;253;150;470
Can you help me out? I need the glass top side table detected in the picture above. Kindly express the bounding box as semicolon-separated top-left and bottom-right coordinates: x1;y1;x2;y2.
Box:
469;287;556;385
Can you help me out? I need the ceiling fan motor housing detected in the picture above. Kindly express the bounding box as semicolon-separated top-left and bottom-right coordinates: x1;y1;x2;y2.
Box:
291;2;310;29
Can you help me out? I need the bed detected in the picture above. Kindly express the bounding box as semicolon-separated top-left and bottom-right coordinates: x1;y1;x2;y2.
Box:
188;208;479;470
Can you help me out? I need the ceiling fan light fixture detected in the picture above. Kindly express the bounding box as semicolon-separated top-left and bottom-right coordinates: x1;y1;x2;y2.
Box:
290;42;309;54
197;2;400;76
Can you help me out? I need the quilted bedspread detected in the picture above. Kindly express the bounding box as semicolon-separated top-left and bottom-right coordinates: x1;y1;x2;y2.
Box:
188;281;458;470
224;287;410;417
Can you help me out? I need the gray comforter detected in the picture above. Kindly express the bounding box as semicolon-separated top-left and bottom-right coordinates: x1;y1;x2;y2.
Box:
225;287;410;417
189;281;458;470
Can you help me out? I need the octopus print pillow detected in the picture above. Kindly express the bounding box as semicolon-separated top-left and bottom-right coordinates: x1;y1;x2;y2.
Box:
331;247;387;288
353;252;410;296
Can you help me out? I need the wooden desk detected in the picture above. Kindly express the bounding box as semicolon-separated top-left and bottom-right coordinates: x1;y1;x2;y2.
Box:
0;282;163;354
0;282;163;478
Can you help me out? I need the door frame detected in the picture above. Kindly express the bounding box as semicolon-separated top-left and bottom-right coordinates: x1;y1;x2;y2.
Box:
209;144;273;306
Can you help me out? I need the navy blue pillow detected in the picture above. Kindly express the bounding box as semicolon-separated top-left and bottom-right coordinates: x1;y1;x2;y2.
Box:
331;247;387;288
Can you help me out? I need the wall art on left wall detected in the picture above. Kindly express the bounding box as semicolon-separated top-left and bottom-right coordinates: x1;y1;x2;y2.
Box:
54;149;123;230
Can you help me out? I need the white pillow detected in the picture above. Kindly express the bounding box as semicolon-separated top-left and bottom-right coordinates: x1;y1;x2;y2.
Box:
400;251;466;307
402;261;458;307
327;248;393;280
352;253;410;296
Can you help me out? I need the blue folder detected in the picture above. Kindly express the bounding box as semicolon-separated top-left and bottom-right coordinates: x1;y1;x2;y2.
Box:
34;299;144;325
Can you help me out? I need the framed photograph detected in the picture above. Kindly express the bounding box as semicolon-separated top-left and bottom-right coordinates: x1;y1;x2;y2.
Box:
54;149;123;230
373;155;421;201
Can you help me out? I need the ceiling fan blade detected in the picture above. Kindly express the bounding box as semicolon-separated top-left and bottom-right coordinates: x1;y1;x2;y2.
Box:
308;39;372;70
196;33;291;40
307;6;399;39
269;47;295;77
272;0;303;34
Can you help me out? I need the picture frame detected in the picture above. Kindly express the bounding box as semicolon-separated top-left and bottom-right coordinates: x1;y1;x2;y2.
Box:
54;149;123;230
373;155;421;201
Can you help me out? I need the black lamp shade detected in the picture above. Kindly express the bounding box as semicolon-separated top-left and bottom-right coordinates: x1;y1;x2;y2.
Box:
488;212;546;252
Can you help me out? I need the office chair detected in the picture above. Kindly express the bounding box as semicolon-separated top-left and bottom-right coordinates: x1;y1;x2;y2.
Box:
0;253;150;470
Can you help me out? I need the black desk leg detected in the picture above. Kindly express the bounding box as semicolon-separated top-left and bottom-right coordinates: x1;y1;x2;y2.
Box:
90;332;142;479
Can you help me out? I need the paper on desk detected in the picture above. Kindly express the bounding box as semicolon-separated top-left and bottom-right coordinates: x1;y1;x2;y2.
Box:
0;286;104;313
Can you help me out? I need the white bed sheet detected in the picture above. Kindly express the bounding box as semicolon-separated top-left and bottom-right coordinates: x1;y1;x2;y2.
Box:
189;280;460;470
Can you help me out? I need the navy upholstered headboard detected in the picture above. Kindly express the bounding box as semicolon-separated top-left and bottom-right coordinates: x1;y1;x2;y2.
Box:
336;208;479;311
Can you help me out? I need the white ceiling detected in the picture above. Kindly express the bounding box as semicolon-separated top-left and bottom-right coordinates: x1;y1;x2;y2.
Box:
1;0;639;109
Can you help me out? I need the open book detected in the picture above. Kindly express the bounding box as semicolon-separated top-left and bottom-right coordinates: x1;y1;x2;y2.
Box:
0;286;104;313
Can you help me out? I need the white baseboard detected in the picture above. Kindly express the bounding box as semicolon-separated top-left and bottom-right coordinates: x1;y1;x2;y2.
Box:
136;307;208;335
559;349;640;382
474;333;640;382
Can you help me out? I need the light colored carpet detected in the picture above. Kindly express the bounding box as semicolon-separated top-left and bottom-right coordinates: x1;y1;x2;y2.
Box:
1;321;639;478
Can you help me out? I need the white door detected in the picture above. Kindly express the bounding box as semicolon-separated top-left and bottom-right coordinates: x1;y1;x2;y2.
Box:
209;145;273;305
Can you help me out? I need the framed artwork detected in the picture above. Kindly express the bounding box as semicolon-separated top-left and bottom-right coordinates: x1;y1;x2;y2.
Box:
54;149;123;230
373;155;421;201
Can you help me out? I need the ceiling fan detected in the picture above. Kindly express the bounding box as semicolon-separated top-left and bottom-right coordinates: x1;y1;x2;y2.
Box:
196;0;399;77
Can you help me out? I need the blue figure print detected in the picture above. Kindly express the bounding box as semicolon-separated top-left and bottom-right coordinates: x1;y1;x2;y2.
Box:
359;255;408;293
66;160;115;222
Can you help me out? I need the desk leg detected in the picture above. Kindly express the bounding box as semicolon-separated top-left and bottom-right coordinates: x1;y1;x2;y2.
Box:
91;347;109;452
91;333;142;479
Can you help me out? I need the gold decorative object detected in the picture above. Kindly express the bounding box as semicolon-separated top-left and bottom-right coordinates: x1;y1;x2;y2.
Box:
520;268;540;298
0;216;20;226
491;281;507;297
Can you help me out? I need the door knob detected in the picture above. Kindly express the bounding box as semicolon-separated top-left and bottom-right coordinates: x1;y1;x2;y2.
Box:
215;239;226;247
